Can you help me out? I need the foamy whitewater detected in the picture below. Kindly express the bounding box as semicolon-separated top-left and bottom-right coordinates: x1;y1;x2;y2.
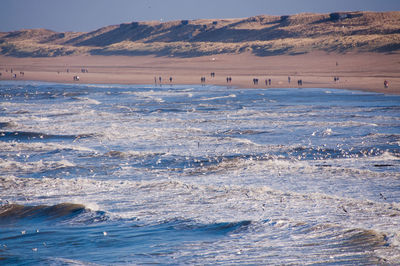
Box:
0;81;399;264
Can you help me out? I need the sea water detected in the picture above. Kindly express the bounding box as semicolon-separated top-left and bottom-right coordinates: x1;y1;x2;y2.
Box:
0;81;399;264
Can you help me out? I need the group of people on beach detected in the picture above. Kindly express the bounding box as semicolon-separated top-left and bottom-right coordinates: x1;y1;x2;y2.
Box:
0;66;393;90
0;68;24;79
250;76;297;86
152;73;301;88
252;78;272;86
67;73;390;89
212;72;232;84
154;76;174;85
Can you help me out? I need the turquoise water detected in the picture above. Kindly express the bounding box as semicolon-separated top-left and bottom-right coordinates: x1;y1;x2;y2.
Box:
0;81;399;264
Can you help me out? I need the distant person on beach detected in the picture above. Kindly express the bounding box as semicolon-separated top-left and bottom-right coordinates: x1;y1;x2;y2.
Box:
384;80;389;88
268;79;271;86
159;77;162;83
288;76;291;84
169;77;173;83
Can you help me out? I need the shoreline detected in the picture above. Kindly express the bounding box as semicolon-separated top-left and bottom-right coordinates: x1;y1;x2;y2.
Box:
0;52;399;95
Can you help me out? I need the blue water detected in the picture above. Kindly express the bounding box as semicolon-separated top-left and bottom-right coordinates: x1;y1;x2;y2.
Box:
0;81;399;264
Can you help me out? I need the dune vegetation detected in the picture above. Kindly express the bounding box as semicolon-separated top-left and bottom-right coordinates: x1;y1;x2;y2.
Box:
1;11;399;57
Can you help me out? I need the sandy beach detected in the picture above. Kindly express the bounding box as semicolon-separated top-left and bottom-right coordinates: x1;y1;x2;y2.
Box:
1;52;399;94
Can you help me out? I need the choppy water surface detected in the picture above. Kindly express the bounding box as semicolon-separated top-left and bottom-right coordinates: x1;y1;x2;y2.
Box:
0;81;399;264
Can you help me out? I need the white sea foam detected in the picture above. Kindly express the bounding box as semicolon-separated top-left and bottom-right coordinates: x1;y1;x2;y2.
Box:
1;83;399;264
0;158;75;173
200;94;236;101
0;141;95;153
73;97;101;105
2;174;399;234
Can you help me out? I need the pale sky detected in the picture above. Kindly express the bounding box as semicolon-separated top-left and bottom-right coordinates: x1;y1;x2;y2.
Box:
1;0;399;32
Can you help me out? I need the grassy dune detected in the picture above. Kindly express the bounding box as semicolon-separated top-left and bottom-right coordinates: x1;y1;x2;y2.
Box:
1;11;399;57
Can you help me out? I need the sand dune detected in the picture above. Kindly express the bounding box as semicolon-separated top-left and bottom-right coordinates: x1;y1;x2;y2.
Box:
1;12;399;57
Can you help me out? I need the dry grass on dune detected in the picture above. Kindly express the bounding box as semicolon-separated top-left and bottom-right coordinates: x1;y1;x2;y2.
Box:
0;40;89;57
5;34;397;58
0;11;399;58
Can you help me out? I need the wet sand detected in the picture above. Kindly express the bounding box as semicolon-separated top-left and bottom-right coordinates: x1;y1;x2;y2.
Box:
0;52;399;94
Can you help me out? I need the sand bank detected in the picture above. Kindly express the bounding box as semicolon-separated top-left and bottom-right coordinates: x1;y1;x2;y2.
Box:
0;52;399;94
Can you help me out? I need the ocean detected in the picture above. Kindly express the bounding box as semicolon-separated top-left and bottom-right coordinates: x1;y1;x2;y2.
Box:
0;81;399;264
